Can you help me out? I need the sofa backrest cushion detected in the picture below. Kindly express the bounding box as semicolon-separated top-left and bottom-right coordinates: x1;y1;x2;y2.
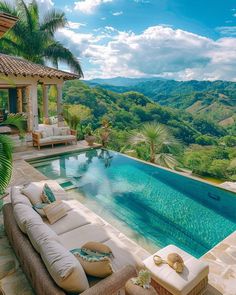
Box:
53;127;70;136
11;186;32;207
40;240;89;293
25;218;60;253
13;203;42;233
20;182;44;205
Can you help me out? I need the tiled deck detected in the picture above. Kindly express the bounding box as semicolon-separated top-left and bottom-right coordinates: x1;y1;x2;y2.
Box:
0;142;235;295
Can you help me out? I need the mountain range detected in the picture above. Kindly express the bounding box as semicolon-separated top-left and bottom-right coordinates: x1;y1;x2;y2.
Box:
85;78;236;125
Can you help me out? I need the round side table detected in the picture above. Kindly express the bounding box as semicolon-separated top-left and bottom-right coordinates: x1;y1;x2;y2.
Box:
125;279;158;295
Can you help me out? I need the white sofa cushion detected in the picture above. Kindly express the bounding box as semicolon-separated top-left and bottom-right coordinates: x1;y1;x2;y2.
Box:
45;208;92;235
20;182;44;205
40;240;89;293
58;224;111;250
11;186;32;207
25;218;60;253
13;203;42;233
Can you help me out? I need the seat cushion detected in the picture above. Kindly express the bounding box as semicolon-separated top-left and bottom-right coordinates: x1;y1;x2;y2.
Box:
40;240;89;293
39;137;53;144
143;245;209;295
13;203;42;233
25;218;60;253
52;135;75;141
104;238;145;272
11;186;32;207
44;208;92;235
58;224;111;250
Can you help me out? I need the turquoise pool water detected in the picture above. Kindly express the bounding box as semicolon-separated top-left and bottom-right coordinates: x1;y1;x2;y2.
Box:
30;149;236;257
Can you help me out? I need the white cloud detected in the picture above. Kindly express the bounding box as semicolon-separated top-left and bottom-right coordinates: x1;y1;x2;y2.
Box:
67;21;86;29
74;0;112;14
216;26;236;36
112;11;123;16
57;25;236;81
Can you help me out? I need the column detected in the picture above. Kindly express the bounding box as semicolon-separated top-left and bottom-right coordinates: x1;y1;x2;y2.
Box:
26;82;38;131
42;84;49;124
56;83;64;127
17;88;23;113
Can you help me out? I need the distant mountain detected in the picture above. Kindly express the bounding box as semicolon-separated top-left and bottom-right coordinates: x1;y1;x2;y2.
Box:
86;79;236;124
84;76;166;87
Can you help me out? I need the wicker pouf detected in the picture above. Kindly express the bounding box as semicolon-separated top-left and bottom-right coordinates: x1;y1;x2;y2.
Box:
125;279;158;295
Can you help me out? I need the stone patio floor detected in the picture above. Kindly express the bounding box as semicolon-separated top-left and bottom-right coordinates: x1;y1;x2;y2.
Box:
0;142;236;295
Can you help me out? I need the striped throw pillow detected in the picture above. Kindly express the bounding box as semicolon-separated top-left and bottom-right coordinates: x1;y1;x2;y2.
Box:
43;201;67;224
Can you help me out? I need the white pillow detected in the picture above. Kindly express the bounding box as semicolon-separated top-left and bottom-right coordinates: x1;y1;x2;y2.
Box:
20;182;44;205
13;203;42;233
45;127;54;137
11;186;32;207
40;240;89;293
25;219;60;253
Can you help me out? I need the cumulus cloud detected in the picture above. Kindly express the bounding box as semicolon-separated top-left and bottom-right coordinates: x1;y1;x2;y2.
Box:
57;25;236;81
74;0;112;14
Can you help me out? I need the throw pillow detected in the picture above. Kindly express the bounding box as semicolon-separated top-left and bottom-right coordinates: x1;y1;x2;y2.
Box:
43;201;67;224
41;184;56;203
82;242;113;258
20;182;44;205
71;247;113;278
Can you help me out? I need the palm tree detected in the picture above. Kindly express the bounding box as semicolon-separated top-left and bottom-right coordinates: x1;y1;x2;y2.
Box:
130;122;179;168
0;114;25;195
0;0;83;76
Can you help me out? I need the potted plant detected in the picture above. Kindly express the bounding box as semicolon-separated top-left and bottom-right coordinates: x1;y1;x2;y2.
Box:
17;132;27;152
84;124;95;146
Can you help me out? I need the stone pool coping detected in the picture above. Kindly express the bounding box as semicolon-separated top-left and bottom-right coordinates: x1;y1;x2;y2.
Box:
1;144;235;295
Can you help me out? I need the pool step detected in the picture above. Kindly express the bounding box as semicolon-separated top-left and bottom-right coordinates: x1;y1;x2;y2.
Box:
57;177;82;191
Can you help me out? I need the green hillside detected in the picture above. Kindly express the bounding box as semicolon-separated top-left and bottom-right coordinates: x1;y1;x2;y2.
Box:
61;80;236;181
86;79;236;125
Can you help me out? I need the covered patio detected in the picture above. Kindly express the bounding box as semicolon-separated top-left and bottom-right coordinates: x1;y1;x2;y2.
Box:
0;53;80;131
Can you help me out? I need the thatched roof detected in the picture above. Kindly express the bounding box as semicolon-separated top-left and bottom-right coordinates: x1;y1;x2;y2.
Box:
0;54;80;80
0;12;18;37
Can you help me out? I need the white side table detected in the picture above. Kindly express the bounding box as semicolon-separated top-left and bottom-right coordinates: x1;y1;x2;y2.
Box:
143;245;209;295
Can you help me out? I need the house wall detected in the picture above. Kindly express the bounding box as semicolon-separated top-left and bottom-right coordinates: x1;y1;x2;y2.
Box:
0;74;64;131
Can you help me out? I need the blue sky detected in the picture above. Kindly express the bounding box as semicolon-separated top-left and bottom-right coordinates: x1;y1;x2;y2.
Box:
38;0;236;80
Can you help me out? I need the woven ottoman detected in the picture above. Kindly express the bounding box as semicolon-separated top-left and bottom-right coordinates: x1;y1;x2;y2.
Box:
143;245;209;295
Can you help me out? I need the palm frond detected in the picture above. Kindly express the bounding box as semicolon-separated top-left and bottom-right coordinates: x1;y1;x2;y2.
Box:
44;42;83;76
155;153;179;169
0;113;26;133
40;9;67;35
0;135;13;194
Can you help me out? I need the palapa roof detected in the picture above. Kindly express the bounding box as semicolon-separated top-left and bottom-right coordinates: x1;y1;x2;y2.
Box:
0;54;80;80
0;12;18;37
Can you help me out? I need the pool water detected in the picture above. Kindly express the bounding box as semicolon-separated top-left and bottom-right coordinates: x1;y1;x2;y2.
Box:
30;149;236;257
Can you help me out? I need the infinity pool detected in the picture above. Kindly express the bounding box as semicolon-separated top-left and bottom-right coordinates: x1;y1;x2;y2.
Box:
29;149;236;257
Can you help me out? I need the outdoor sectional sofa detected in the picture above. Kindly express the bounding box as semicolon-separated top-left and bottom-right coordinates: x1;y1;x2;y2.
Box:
3;180;141;295
32;126;77;149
